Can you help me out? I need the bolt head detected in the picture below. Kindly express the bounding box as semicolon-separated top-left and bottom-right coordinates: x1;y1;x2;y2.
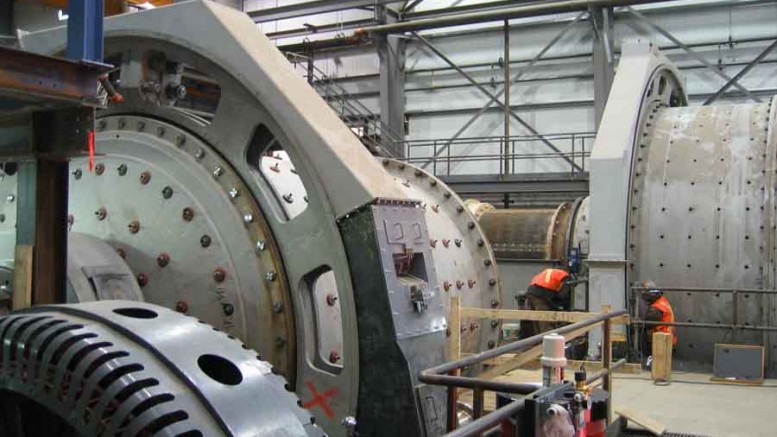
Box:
95;208;107;221
329;351;341;363
200;235;211;248
243;213;254;223
157;252;170;267
137;273;148;287
229;188;240;198
272;302;284;313
175;301;189;313
128;220;140;234
326;293;338;306
255;240;266;252
117;164;128;176
139;171;151;185
213;167;223;178
182;207;194;222
265;271;277;282
162;186;173;199
94;163;105;175
222;303;235;316
213;267;227;283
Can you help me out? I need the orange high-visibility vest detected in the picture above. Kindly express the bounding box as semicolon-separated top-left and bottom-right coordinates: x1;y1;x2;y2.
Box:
650;296;677;346
529;269;569;293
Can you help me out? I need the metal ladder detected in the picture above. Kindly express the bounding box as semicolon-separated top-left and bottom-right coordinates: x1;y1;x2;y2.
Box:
286;52;404;157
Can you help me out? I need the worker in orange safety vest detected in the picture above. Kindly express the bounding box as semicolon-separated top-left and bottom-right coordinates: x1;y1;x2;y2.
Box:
519;268;573;337
640;280;677;349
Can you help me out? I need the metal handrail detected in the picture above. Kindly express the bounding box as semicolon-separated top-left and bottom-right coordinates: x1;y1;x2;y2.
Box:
404;132;595;176
629;285;777;334
420;309;627;434
285;52;405;155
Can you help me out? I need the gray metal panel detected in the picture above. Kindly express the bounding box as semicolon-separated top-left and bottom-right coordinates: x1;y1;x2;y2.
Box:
383;159;501;357
713;344;764;381
372;203;447;340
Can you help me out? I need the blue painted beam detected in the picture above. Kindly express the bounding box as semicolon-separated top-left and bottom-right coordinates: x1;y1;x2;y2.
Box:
66;0;104;62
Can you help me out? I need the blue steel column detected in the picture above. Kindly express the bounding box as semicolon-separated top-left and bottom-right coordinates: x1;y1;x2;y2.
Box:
67;0;104;62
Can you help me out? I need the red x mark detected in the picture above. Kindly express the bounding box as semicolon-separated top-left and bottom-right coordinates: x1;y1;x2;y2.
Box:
302;382;339;418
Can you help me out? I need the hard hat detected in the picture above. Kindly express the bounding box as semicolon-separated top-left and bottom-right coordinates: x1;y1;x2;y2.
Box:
640;280;662;299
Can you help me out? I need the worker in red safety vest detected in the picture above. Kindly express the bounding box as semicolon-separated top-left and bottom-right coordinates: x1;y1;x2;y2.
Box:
519;268;573;337
640;280;677;354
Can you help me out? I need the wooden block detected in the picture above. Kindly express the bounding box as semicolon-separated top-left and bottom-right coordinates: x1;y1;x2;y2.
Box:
651;332;672;382
12;245;33;310
615;407;666;436
448;295;460;361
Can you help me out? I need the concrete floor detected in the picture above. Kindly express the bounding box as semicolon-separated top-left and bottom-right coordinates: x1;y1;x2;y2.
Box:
613;372;777;437
472;368;777;437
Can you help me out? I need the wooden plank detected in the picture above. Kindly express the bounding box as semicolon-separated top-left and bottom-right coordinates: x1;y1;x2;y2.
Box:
615;407;666;436
459;307;630;325
448;295;460;361
12;245;33;310
477;324;596;379
651;332;672;382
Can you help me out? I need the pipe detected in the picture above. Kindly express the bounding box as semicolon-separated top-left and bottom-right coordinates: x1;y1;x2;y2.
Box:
447;397;527;437
631;286;777;294
585;358;626;385
420;310;627;378
367;0;672;34
632;320;777;332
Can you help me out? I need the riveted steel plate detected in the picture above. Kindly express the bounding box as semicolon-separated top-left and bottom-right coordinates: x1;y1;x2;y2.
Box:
629;99;777;369
383;159;501;354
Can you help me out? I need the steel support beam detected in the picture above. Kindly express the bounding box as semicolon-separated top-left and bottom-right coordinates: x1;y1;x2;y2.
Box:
401;0;425;13
66;0;104;62
376;6;406;157
367;0;669;34
249;0;397;23
414;12;588;170
624;6;761;103
591;6;614;128
503;20;510;175
413;32;581;172
439;173;589;196
267;18;375;40
703;38;777;105
0;0;12;42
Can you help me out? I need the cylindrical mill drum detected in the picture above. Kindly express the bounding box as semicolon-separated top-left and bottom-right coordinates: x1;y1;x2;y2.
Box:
478;202;578;261
629;97;777;370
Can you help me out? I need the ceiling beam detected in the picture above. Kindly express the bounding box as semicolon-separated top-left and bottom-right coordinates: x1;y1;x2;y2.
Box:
248;0;398;23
